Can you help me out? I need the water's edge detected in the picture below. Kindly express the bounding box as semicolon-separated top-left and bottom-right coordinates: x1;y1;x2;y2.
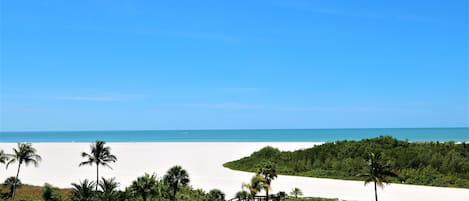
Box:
1;128;468;142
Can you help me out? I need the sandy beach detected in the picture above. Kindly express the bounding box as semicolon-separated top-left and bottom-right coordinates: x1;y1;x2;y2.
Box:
0;142;468;201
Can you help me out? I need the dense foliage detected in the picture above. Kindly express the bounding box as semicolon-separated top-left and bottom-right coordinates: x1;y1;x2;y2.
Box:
0;177;224;201
224;136;469;188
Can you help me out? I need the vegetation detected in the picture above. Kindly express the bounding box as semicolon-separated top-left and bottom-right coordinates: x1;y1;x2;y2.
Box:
2;177;22;199
163;165;190;201
0;184;71;201
206;189;225;201
234;190;249;200
224;136;469;188
5;143;42;201
70;179;96;201
4;137;463;200
242;175;267;199
129;173;159;201
359;153;398;201
79;141;117;192
256;162;277;201
290;187;303;198
43;183;62;201
0;149;9;164
98;177;119;201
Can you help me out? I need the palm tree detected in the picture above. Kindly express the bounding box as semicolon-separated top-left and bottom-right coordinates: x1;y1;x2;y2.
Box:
5;143;41;201
206;189;225;201
70;179;96;201
290;187;302;198
130;173;158;201
0;150;10;165
79;141;117;192
242;175;266;200
235;190;249;201
99;177;119;201
256;163;277;201
163;165;190;201
360;152;398;201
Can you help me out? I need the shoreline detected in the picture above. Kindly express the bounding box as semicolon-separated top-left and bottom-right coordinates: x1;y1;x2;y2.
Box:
0;142;468;201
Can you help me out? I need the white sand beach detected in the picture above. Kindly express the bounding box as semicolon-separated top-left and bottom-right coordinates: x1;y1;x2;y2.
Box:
0;142;468;201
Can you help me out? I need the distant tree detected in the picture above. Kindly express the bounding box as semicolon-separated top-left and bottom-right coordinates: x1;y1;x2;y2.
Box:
99;177;119;201
0;150;9;165
242;175;267;200
42;183;61;201
235;190;249;201
164;166;190;201
70;179;96;201
290;187;302;198
276;191;287;200
130;173;158;201
3;177;21;198
5;143;41;201
206;189;225;201
79;141;117;192
360;153;398;201
256;162;277;200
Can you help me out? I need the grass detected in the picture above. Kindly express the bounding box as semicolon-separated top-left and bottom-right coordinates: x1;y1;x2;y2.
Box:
0;184;71;201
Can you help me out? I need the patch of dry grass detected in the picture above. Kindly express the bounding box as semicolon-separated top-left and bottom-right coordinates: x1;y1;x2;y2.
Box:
0;184;71;201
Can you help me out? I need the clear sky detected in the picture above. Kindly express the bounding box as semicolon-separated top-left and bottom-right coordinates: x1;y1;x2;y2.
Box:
1;0;468;131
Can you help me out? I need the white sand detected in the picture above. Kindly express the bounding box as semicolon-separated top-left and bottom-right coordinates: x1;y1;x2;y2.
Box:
0;142;468;201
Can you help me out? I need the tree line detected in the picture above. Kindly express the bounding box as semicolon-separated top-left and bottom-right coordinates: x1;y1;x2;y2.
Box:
224;136;469;188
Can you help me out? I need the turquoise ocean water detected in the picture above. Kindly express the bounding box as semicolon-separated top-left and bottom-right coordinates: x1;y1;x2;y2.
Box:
0;128;468;142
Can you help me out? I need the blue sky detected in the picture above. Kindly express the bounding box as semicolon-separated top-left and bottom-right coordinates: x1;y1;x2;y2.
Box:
1;0;468;131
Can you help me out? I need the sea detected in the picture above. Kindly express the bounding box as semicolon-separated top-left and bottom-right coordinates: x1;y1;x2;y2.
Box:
0;128;468;142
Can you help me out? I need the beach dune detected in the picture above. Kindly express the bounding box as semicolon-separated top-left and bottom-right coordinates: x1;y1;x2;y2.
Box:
0;142;468;201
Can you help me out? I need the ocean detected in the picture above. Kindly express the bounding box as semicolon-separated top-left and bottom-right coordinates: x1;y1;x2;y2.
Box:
0;128;468;142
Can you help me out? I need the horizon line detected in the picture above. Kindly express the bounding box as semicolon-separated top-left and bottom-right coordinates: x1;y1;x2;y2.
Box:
1;126;468;133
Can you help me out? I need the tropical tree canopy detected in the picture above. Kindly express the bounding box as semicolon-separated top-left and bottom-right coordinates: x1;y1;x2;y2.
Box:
256;162;277;200
6;143;42;169
130;173;159;201
164;165;190;201
0;150;9;164
70;179;96;201
99;177;119;201
206;189;225;201
362;153;398;187
360;152;398;201
79;141;117;168
79;141;117;191
242;175;267;198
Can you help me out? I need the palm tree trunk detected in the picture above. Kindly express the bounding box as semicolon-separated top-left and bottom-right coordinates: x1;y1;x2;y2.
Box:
374;181;378;201
266;189;269;201
96;163;99;192
172;186;177;201
11;163;21;201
